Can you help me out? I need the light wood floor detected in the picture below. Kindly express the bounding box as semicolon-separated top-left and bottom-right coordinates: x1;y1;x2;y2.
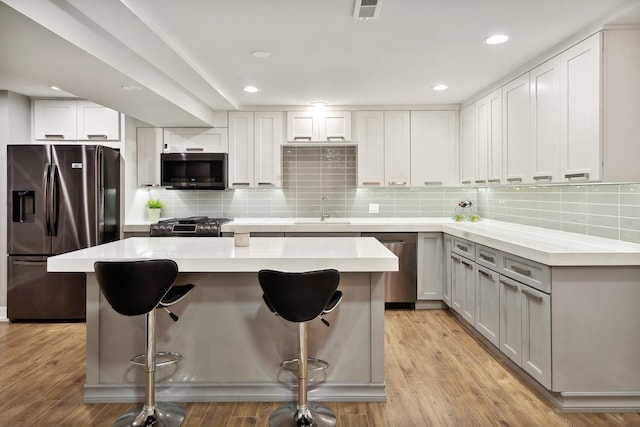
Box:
1;309;639;426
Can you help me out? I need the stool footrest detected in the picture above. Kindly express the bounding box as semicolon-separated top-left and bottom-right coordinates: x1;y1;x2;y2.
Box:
281;357;329;372
130;351;183;367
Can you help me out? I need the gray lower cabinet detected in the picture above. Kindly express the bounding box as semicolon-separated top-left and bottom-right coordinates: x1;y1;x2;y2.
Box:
442;235;452;306
475;266;500;347
417;233;443;300
451;253;475;324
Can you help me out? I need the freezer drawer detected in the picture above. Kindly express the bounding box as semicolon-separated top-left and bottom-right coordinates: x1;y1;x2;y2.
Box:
8;256;86;321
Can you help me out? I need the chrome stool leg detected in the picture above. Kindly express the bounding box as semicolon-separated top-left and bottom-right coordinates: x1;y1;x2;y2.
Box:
269;323;336;427
113;310;185;427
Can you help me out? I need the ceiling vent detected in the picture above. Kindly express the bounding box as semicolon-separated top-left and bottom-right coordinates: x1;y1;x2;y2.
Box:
354;0;383;20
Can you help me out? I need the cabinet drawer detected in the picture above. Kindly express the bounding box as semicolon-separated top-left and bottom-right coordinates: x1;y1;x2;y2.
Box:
476;245;501;271
451;237;475;260
501;253;550;293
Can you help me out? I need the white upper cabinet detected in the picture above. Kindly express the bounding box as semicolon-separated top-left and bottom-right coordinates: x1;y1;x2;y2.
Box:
287;111;351;141
561;33;601;182
228;112;283;188
34;100;77;140
503;73;531;184
460;104;476;185
228;112;255;188
163;127;229;153
254;112;283;187
384;111;411;187
476;88;503;185
530;57;562;183
410;111;458;187
354;111;385;187
136;128;162;187
76;101;120;141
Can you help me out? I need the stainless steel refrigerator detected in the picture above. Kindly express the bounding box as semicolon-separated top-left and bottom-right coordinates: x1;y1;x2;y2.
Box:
7;144;120;321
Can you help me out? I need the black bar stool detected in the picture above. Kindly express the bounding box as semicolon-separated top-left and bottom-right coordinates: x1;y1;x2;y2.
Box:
258;268;341;427
95;259;187;427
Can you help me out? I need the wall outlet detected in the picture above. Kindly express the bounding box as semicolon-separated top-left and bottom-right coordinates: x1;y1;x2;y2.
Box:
369;203;379;214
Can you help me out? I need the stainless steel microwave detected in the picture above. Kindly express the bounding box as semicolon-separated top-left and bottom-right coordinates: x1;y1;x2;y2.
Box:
161;153;228;189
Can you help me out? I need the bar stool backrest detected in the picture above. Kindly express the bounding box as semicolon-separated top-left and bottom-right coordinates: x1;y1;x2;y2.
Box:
258;269;340;323
94;259;178;316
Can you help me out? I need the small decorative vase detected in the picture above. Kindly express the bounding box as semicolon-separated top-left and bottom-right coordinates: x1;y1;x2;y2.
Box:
146;208;161;223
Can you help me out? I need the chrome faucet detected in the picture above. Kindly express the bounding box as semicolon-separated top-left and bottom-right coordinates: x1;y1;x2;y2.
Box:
321;195;330;221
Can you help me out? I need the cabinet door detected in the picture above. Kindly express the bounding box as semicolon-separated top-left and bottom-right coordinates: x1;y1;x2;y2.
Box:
136;128;162;187
530;57;561;183
499;276;522;365
561;33;601;182
503;73;531;184
443;235;452;306
320;111;351;141
33;99;77;140
459;104;476;185
228;112;254;188
163;128;229;153
384;111;410;187
76;101;120;141
521;285;552;388
354;111;385;187
478;88;503;184
255;112;283;187
475;266;500;347
417;233;443;300
461;257;476;324
287;112;316;141
410;111;458;187
451;254;465;315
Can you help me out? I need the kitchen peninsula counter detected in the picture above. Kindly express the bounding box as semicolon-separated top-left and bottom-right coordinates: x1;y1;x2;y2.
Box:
47;237;398;403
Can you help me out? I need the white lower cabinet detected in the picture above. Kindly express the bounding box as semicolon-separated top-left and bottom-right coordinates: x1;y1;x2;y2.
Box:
417;233;443;300
475;266;500;347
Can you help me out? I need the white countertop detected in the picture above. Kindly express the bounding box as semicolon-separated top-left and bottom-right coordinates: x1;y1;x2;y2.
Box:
47;237;399;273
222;218;640;266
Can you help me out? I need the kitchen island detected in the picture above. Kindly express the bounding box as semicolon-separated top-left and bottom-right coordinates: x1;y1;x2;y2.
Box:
47;236;398;403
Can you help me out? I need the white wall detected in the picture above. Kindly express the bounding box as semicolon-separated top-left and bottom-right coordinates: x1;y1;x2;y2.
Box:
0;91;31;319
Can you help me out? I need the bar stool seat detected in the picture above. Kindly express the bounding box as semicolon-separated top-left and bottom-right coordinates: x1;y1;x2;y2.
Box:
259;268;341;427
95;259;187;427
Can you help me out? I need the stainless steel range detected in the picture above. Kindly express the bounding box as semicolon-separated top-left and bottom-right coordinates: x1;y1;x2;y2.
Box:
150;216;231;237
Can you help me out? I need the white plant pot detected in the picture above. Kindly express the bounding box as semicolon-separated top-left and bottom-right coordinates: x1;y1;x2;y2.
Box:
146;208;162;223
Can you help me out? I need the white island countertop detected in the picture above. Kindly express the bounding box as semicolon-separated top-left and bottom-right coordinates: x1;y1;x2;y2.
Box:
47;236;399;273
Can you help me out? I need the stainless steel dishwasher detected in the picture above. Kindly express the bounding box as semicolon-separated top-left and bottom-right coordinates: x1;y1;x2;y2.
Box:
362;233;417;306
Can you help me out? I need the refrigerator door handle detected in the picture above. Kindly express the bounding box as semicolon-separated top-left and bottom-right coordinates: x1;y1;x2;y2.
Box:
50;164;60;236
95;146;104;244
44;163;52;236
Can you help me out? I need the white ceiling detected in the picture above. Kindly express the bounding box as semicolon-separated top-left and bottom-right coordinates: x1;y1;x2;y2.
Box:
1;0;640;127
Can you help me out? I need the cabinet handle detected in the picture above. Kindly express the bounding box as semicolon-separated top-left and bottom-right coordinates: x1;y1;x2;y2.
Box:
564;172;589;180
44;134;64;139
488;179;501;184
326;136;345;141
511;265;532;276
424;181;443;185
186;147;204;152
479;254;495;263
293;137;312;141
362;181;381;186
533;175;552;181
87;134;108;139
500;279;518;289
257;181;275;186
388;181;407;186
507;177;522;183
13;260;48;266
461;181;471;185
478;269;493;279
522;288;544;302
461;260;472;268
456;244;468;252
474;179;486;184
451;255;461;263
232;182;251;186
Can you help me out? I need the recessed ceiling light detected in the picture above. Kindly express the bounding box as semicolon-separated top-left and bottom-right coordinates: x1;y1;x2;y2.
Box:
243;86;259;93
49;85;61;91
251;51;271;58
121;85;142;91
432;84;448;91
484;34;509;45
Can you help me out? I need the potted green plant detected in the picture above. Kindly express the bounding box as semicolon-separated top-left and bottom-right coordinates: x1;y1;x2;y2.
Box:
146;199;163;222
